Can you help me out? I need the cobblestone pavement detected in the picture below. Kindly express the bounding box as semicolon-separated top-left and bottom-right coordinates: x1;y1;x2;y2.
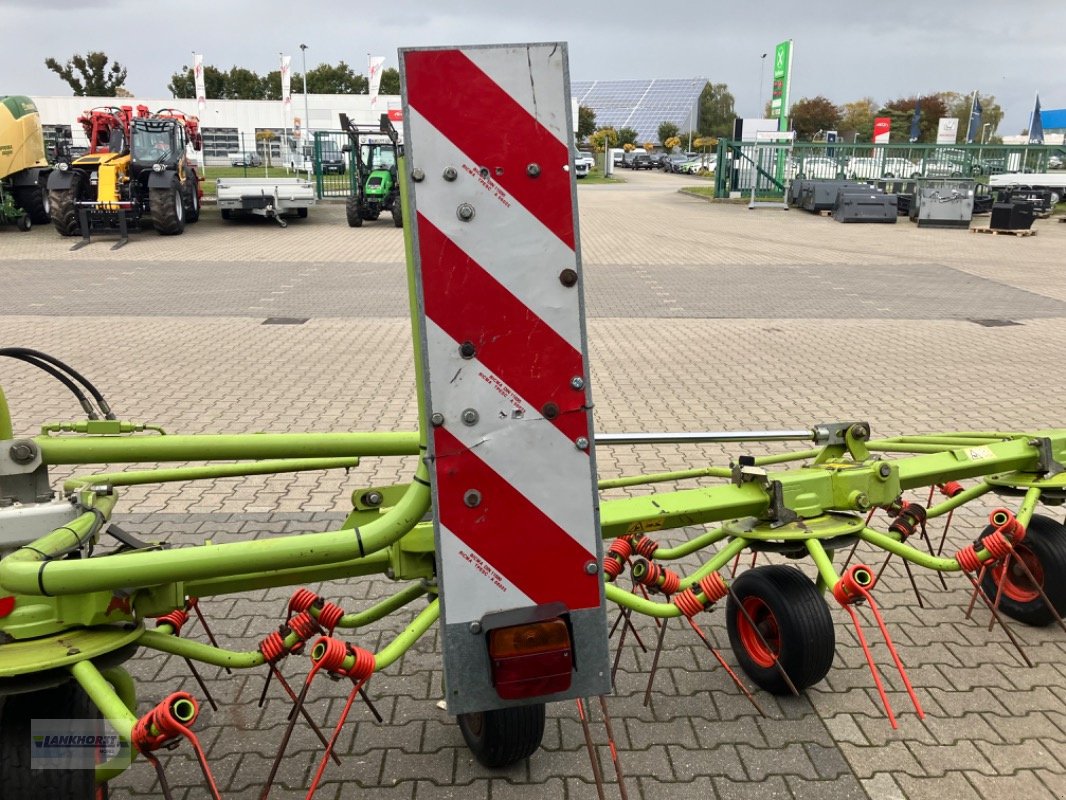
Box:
2;170;1066;799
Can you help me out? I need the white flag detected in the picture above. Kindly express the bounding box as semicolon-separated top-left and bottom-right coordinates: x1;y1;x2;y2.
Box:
280;55;293;128
193;53;206;117
368;55;386;109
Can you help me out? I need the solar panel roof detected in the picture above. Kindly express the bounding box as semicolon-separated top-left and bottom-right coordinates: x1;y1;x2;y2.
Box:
572;78;707;144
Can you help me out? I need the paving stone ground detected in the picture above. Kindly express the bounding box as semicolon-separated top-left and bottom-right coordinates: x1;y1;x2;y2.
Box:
2;170;1066;799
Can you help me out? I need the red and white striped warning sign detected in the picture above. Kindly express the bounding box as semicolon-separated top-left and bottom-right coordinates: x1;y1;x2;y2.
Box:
402;43;603;628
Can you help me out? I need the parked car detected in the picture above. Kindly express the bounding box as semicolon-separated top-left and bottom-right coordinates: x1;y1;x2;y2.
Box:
318;143;346;175
918;158;965;178
662;154;690;172
629;153;654;170
575;151;595;170
1048;154;1063;170
229;151;262;167
572;151;590;178
881;157;921;178
848;156;920;179
789;157;844;179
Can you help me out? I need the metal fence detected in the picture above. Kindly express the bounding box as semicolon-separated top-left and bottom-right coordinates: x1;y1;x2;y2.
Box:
714;141;1066;200
313;130;355;198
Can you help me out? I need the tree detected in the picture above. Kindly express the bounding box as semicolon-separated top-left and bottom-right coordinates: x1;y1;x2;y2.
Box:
657;121;679;146
304;61;366;94
698;82;735;138
616;126;638;147
940;91;1005;142
788;96;841;140
168;64;226;99
577;105;597;140
839;97;878;142
379;68;400;95
664;135;681;152
223;67;267;100
588;127;618;153
881;95;947;143
45;51;127;96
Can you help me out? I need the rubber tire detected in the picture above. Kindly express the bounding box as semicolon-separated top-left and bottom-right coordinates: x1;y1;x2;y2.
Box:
150;182;185;235
0;681;108;799
221;209;232;220
346;196;363;227
392;203;403;228
13;184;51;225
726;565;835;695
185;178;200;223
458;704;546;768
16;214;31;231
979;514;1066;627
297;207;308;219
50;179;81;237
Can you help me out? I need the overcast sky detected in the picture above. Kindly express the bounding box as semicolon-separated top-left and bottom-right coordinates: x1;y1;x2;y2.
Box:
3;0;1061;133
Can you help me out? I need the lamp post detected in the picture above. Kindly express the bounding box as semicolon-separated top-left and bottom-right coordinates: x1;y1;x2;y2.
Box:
688;78;698;153
300;43;310;176
757;53;767;117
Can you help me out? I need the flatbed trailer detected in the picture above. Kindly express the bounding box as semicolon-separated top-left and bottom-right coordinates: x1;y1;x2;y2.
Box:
989;172;1066;205
215;177;315;227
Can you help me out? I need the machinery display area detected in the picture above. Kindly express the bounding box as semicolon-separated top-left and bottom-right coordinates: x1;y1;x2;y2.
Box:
2;42;1066;800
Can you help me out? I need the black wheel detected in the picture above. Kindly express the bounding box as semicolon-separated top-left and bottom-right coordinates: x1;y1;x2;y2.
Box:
726;565;835;694
979;514;1066;627
220;209;232;220
296;207;308;219
392;203;403;228
185;179;200;223
13;184;51;225
458;704;545;768
0;681;108;799
15;214;31;231
346;196;363;227
883;172;895;179
49;179;81;236
150;181;185;235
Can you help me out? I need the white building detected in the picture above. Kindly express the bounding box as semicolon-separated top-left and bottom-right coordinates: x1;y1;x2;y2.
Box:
30;93;403;166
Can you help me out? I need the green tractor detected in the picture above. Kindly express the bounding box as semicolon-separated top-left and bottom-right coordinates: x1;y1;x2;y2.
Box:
340;112;403;228
0;96;52;232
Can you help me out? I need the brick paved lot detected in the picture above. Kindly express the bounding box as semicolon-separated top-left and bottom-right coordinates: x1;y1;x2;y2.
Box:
2;170;1066;799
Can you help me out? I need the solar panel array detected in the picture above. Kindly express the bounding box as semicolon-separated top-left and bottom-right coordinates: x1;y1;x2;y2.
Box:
572;78;706;144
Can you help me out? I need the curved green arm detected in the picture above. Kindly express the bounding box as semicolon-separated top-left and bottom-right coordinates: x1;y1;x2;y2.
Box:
858;527;963;572
62;457;362;493
605;584;682;618
337;583;428;629
653;526;728;560
927;481;993;518
0;386;12;440
68;659;138;784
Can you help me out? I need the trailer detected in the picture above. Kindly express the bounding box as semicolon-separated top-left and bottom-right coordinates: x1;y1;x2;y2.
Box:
215;176;315;227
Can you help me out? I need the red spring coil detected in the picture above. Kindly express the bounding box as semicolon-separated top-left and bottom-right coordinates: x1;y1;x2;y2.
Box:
940;481;965;498
132;692;199;753
955;543;983;573
287;610;321;643
658;567;681;596
631;535;659;559
309;636;376;680
832;564;877;606
259;629;288;663
155;608;189;634
989;508;1025;542
603;537;632;580
888;501;926;539
317;602;345;633
631;559;681;595
697;573;728;605
672;588;704;618
982;530;1012;561
288;587;319;616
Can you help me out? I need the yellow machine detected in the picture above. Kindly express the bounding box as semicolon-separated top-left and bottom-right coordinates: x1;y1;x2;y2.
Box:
0;96;52;231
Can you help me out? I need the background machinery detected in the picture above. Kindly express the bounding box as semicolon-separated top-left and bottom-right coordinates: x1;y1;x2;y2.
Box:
47;105;203;247
0;95;52;232
340;112;403;228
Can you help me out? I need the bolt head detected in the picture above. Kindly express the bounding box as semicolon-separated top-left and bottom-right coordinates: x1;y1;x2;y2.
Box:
575;437;590;450
527;163;541;177
541;402;560;420
364;491;384;507
878;463;891;478
463;489;482;508
459;341;476;359
430;412;445;427
442;166;457;181
570;376;585;390
411;167;426;182
8;441;36;465
461;408;479;426
469;621;482;634
559;268;578;287
456;203;475;221
584;560;599;575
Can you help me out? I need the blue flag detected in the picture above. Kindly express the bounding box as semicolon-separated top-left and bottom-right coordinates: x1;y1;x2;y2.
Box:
966;94;982;143
909;98;922;142
1029;94;1044;144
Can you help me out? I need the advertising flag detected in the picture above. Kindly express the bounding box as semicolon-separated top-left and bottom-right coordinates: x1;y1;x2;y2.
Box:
280;55;293;128
909;98;922;142
770;40;793;133
873;117;891;143
193;53;206;118
368;55;386;109
1029;93;1044;144
966;93;982;143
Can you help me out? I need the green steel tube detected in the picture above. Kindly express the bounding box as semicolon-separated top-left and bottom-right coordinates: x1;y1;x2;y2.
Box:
868;443;958;454
895;437;1038;490
37;431;421;465
138;629;268;669
893;436;1006;446
753;448;820;465
805;539;839;590
100;666;138;714
69;659;138;784
337;583;428;629
926;481;993;519
653;526;728;560
0;386;12;440
859;527;962;572
0;473;430;595
605;583;682;618
1016;486;1042;528
598;466;733;490
374;599;439;671
682;535;750;587
63;457;363;492
185;550;391;598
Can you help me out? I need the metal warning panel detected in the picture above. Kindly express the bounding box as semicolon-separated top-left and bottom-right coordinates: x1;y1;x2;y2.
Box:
400;42;610;714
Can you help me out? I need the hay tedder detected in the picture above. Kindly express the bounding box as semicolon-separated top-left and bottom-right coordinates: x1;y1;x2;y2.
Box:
2;43;1066;798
